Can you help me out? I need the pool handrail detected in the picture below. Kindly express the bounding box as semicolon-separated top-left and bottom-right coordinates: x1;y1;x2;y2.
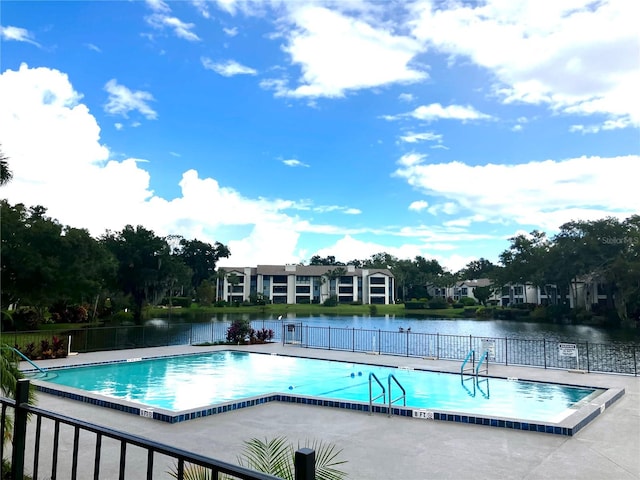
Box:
387;374;406;417
369;372;386;415
475;350;489;378
461;349;475;375
2;345;48;375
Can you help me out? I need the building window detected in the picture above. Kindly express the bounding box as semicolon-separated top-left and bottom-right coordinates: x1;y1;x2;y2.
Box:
296;285;310;294
371;286;386;294
461;287;468;295
296;296;311;304
273;275;287;284
273;285;287;294
513;286;523;295
370;277;385;285
339;286;353;294
340;276;353;284
296;276;310;284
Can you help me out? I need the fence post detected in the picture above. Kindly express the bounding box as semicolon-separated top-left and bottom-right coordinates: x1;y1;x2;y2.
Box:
543;339;547;369
378;329;381;355
505;337;508;366
12;378;30;480
295;448;315;480
586;342;590;373
406;330;409;357
352;328;355;352
436;333;439;359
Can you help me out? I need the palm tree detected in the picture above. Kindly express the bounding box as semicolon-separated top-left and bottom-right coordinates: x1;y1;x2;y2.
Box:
169;436;348;480
0;146;12;186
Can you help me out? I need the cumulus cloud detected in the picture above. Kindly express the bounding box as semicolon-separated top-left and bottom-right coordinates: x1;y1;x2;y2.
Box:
311;235;477;272
409;200;429;212
393;154;639;229
1;26;41;47
264;5;426;98
386;103;492;122
104;79;157;119
201;57;257;76
410;0;640;128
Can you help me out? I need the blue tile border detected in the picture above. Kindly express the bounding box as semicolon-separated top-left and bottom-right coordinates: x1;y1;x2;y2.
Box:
28;350;626;435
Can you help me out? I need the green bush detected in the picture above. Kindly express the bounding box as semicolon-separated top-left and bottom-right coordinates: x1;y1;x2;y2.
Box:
323;295;338;307
404;301;425;310
460;297;477;306
452;302;464;308
427;297;449;309
166;297;191;308
475;306;494;318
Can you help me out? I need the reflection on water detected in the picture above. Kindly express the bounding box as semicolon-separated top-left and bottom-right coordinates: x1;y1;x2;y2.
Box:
146;312;640;344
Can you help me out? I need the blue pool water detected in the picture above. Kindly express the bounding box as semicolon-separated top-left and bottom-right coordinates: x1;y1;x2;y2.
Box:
41;351;601;422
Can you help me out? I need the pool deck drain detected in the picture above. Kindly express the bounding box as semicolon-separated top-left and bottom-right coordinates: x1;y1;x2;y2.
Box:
20;343;640;479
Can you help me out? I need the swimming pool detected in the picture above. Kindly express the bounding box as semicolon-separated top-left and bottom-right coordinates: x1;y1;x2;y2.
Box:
31;349;622;435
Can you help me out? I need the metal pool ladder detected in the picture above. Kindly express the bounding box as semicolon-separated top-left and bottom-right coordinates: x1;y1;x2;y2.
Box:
387;374;406;417
368;372;385;415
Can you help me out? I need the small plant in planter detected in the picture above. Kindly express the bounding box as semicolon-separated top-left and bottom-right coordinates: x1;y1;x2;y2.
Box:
226;319;253;344
254;328;274;343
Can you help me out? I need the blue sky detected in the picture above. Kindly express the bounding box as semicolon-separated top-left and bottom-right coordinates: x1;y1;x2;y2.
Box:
1;0;638;271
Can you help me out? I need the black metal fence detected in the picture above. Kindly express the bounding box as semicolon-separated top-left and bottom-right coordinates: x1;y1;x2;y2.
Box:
291;325;640;375
9;320;640;375
1;379;316;480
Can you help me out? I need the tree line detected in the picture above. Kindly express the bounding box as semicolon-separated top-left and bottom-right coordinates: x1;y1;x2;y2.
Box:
1;200;230;325
307;216;639;326
2;196;638;327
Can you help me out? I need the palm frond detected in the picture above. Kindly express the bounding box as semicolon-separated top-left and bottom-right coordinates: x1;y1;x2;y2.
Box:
238;436;294;480
298;439;348;480
167;461;214;480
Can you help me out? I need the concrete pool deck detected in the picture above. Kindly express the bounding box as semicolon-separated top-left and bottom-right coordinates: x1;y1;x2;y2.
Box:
20;343;640;479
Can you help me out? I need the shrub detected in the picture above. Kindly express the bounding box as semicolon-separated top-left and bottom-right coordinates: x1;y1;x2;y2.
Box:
404;301;425;310
369;305;378;316
254;328;274;343
428;297;449;309
452;302;464;308
475;307;494;319
226;319;252;343
323;295;338;307
460;297;477;307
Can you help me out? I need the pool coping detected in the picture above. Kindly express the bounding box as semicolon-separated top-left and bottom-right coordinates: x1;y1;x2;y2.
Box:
25;349;625;436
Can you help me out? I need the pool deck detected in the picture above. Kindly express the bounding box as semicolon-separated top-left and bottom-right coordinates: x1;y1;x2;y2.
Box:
20;343;640;479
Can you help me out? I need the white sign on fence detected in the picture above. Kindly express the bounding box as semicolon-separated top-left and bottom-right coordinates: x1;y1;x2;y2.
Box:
558;343;578;358
481;339;496;360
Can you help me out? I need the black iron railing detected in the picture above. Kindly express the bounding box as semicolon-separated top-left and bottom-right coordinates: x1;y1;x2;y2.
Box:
10;321;640;375
2;379;316;480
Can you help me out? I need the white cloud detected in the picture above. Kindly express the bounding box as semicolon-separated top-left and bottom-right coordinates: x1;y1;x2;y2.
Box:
410;0;640;128
85;43;101;52
267;5;426;98
0;26;41;47
223;27;238;36
394;154;639;230
104;79;157;119
202;57;257;76
408;200;428;212
0;63;324;268
388;103;492;122
398;93;415;102
144;1;200;42
310;235;476;272
282;158;309;167
399;131;443;143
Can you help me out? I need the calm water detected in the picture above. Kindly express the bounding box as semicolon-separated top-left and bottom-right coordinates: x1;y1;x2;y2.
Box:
149;313;640;345
43;350;600;421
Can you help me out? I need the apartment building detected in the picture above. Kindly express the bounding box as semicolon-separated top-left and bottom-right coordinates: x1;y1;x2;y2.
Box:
429;277;608;309
217;264;395;305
